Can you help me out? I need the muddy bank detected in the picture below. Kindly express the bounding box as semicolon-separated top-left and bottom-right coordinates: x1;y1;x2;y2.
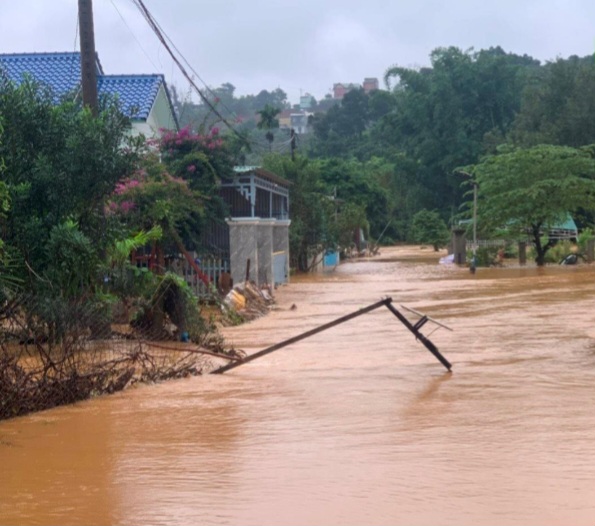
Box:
0;279;275;421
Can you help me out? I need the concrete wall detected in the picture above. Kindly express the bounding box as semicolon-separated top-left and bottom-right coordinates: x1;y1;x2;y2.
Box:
256;219;274;285
227;218;291;288
451;228;467;265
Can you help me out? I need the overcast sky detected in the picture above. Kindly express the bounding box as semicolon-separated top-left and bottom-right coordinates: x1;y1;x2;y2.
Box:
1;0;595;104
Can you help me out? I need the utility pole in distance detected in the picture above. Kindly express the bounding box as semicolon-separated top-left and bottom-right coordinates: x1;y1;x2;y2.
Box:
78;0;98;116
290;128;296;161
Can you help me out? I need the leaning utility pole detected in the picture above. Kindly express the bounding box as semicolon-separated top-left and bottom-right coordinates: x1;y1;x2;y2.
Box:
78;0;99;116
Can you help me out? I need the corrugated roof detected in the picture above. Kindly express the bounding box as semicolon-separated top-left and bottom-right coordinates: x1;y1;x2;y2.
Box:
233;165;291;187
0;52;173;122
554;214;578;232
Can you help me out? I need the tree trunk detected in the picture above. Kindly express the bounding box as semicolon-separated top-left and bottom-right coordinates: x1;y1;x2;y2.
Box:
532;225;546;266
532;223;554;266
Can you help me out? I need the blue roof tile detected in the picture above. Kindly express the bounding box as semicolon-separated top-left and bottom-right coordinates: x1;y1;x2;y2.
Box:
0;52;101;97
98;74;162;120
0;52;168;121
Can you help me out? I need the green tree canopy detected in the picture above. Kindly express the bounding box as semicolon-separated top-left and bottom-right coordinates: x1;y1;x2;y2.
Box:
411;209;450;251
469;144;595;265
256;104;281;150
0;75;137;289
262;154;334;271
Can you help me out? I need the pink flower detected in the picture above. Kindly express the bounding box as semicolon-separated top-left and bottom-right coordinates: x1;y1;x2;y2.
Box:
120;201;135;213
187;165;196;173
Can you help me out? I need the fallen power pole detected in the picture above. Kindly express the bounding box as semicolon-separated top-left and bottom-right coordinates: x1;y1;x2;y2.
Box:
211;297;452;374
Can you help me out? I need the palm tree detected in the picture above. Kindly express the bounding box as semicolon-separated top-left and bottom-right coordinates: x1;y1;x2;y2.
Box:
256;104;281;151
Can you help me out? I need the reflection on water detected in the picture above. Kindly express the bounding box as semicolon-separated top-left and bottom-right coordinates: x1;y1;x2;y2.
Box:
2;246;595;525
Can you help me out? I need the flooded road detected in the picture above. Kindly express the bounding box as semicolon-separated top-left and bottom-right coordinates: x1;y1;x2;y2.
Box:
2;245;595;525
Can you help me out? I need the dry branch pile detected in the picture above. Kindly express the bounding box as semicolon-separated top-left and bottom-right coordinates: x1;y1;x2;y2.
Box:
0;293;234;421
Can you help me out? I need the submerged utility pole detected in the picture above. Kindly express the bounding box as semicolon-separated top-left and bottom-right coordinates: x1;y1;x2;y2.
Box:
78;0;99;116
470;181;478;274
211;297;452;374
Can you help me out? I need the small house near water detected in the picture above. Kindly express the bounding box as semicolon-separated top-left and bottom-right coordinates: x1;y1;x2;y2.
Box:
0;53;291;294
195;166;291;290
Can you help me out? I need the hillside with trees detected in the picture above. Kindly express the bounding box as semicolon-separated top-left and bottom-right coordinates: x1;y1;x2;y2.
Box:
184;46;595;260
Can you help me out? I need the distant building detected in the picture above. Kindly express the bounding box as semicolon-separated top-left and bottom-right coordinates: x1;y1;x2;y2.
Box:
290;111;312;134
333;78;379;99
363;77;379;93
332;82;360;100
278;109;292;129
277;108;312;134
0;51;178;136
299;93;315;110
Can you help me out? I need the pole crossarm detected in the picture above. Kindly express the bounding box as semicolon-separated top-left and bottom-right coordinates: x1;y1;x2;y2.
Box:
384;302;452;371
211;297;452;374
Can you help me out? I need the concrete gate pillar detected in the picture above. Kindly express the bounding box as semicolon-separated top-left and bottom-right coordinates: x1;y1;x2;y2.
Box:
256;219;274;287
451;228;467;265
273;220;291;283
518;241;527;266
227;219;259;286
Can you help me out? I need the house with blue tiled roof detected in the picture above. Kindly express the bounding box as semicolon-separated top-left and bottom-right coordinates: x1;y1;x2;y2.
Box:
0;51;178;137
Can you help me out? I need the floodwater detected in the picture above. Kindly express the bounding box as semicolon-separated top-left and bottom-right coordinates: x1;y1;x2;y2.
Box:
2;245;595;526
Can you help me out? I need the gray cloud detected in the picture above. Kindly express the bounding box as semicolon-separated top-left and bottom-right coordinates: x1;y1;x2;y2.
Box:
1;0;594;104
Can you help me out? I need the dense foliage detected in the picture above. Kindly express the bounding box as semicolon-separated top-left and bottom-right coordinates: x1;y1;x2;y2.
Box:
114;45;595;268
4;43;595;292
0;76;137;293
468;144;595;265
0;75;235;341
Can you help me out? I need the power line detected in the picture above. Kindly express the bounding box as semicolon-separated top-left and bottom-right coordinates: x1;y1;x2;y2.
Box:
129;0;249;147
109;0;160;71
127;1;240;122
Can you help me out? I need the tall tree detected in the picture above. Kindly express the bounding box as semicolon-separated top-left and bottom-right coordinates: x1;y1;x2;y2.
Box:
510;55;595;148
469;144;595;265
256;104;281;151
0;75;136;287
381;47;538;214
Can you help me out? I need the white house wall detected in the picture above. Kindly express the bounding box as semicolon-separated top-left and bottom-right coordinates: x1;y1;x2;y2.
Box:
128;84;177;138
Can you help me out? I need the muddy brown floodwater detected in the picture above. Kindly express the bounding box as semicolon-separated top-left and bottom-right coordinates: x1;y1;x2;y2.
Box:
2;245;595;526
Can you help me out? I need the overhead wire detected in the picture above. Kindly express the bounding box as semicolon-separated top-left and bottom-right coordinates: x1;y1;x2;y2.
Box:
128;0;295;155
129;0;250;147
128;0;240;122
109;0;161;71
